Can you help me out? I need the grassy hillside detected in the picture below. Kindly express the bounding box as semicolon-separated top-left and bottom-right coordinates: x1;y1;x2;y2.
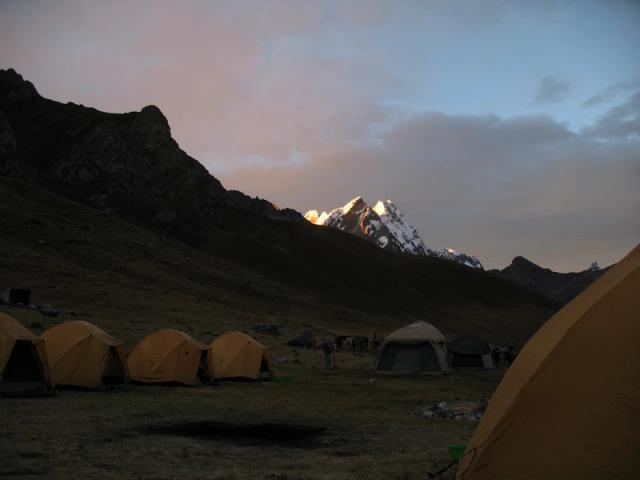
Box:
0;177;554;346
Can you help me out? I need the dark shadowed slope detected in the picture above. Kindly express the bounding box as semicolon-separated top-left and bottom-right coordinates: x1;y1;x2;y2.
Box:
0;69;555;346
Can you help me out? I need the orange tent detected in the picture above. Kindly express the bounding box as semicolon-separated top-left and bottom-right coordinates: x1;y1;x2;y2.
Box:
0;312;52;395
457;244;640;479
207;331;273;380
127;329;206;385
41;321;128;389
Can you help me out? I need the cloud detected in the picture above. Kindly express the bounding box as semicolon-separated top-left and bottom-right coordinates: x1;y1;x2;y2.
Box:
582;78;640;107
0;0;400;171
534;76;571;104
222;106;640;271
583;90;640;139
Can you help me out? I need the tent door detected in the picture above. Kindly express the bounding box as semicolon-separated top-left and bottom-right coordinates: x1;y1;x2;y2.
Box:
0;340;48;395
377;342;440;373
102;347;126;385
197;350;209;382
1;340;45;383
259;357;271;379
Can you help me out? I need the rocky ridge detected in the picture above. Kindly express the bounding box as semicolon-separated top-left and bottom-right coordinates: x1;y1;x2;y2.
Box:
492;256;609;304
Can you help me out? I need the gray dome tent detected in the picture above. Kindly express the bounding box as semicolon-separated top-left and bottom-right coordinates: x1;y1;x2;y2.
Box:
375;321;449;374
447;335;494;369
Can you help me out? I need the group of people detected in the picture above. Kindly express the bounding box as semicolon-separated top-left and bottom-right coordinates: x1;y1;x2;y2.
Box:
335;335;369;353
491;345;518;367
320;335;372;369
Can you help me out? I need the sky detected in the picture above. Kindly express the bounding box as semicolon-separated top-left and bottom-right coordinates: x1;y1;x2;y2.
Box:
1;0;639;271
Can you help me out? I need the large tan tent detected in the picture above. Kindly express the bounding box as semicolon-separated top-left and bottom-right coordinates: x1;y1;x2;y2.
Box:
207;331;274;380
457;244;640;480
127;329;207;385
0;313;51;395
41;321;128;389
375;321;449;374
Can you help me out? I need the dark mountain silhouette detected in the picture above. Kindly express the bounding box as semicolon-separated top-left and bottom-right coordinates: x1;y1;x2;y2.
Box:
493;256;609;304
0;68;302;238
0;68;556;345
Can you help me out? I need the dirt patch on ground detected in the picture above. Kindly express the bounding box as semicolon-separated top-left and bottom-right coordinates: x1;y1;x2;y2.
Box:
141;421;328;449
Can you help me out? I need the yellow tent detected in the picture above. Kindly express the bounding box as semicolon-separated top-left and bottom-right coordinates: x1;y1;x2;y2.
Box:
41;321;128;389
0;312;51;395
127;329;206;385
375;321;449;374
457;244;640;479
207;331;274;380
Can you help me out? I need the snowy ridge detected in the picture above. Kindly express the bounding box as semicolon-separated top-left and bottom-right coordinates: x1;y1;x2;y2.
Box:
429;247;484;270
305;197;483;269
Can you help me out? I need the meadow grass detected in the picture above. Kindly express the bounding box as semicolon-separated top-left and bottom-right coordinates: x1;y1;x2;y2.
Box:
1;348;501;479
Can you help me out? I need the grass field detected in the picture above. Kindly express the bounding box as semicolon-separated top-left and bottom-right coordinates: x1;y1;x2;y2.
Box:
1;343;503;479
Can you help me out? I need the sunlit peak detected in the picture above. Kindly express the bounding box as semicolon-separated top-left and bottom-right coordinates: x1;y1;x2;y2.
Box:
342;196;364;214
304;209;319;223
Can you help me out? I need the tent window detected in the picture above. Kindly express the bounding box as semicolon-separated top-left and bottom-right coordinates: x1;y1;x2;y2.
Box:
2;340;44;383
102;347;125;385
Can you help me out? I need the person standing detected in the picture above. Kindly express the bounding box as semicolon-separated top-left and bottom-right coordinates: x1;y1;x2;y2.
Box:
321;337;335;370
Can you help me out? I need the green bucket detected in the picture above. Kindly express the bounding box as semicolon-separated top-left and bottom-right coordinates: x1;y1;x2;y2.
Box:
448;444;467;461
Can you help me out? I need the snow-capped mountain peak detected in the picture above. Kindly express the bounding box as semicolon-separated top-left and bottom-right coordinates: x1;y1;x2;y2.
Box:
372;199;428;256
343;195;366;213
306;196;399;250
304;209;331;225
305;197;483;269
372;199;391;216
304;209;320;223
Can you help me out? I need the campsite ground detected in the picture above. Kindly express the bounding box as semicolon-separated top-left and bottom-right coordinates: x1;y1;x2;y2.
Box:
1;342;502;479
